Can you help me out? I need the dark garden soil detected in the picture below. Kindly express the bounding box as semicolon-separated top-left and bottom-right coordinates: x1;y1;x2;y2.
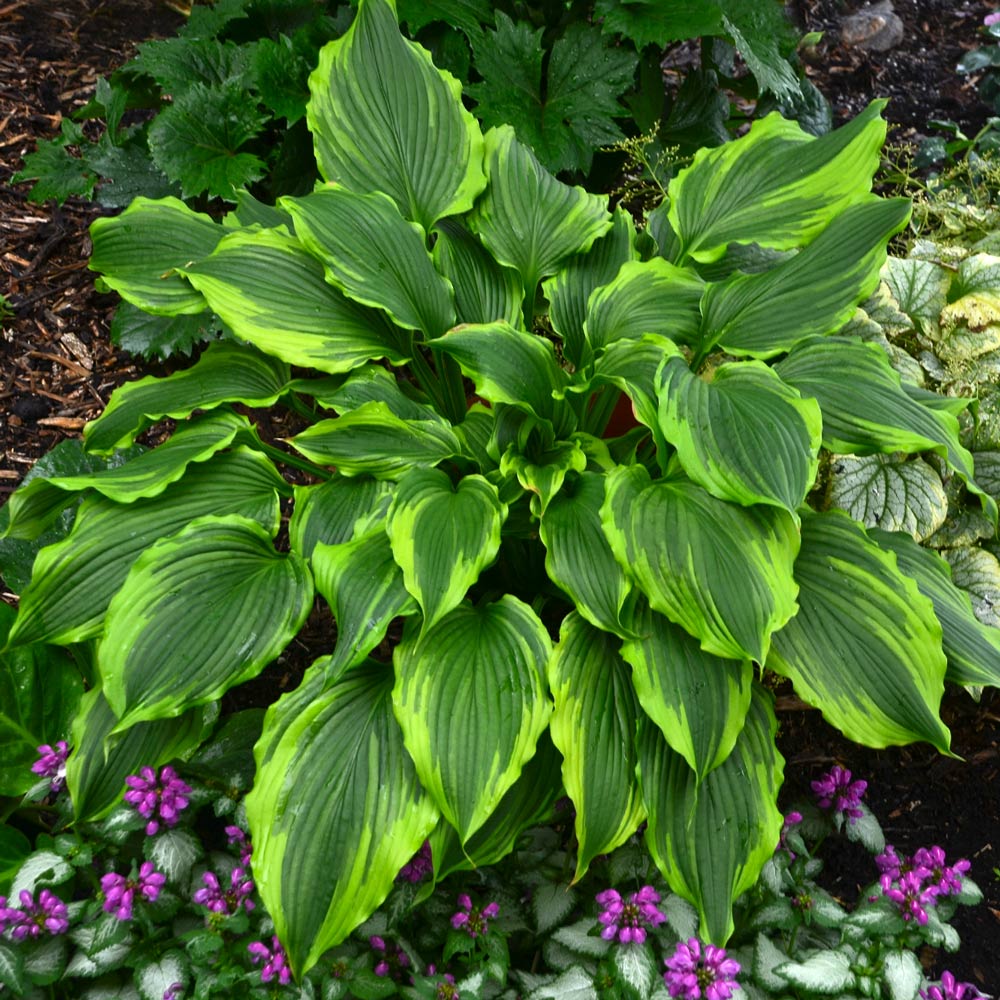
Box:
2;0;1000;989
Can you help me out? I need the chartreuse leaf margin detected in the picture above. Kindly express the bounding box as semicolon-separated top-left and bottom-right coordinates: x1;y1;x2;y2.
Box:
4;0;998;980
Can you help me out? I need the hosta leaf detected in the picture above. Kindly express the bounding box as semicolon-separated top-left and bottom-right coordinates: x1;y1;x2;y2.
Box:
432;321;575;437
699;198;911;357
312;527;415;680
638;685;784;943
544;207;637;369
668;100;887;264
3;411;253;539
386;468;506;632
179;228;410;374
657;357;822;510
548;614;645;880
539;472;634;637
941;547;1000;628
89;197;223;315
289;477;395;560
621;602;752;782
602;465;799;662
148;81;266;200
303;364;436;421
470;125;611;296
776;337;996;525
766;510;951;752
282;187;455;337
0;603;83;796
307;0;485;230
392;596;552;841
882;257;949;334
584;258;705;361
499;437;587;515
100;515;313;729
83;342;290;453
288;402;460;478
868;530;1000;686
8;449;285;647
433;218;523;327
247;661;439;976
429;730;562;880
66;687;211;823
828;454;948;541
469;17;637;175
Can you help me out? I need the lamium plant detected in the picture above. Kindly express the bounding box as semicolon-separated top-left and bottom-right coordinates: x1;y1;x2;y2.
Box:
3;0;1000;982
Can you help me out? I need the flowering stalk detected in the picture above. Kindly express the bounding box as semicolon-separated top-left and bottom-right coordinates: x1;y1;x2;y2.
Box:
101;862;166;921
664;938;741;1000
124;765;191;836
595;885;667;944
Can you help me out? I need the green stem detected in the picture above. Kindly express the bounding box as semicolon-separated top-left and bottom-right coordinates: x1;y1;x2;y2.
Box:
408;347;449;416
282;391;320;423
255;440;332;481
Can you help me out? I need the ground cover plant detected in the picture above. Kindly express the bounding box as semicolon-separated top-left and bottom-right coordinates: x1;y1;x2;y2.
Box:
3;0;1000;990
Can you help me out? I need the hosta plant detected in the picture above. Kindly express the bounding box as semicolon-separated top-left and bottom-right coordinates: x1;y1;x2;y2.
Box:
4;0;1000;980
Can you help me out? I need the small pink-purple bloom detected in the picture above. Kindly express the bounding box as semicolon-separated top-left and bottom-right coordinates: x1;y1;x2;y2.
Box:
224;824;253;867
124;765;191;836
248;935;291;985
913;846;970;897
32;741;69;794
921;971;982;1000
370;934;411;980
192;867;255;914
884;870;936;925
450;893;499;937
595;885;666;944
1;889;69;939
664;938;740;1000
986;11;1000;26
811;766;867;822
397;840;433;883
101;861;166;921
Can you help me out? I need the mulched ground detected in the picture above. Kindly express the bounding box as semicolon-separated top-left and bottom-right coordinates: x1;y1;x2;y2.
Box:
1;0;999;988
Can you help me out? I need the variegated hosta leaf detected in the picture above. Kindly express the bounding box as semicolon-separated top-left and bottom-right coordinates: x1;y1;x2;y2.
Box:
312;527;415;681
306;0;485;231
288;402;461;479
8;449;286;648
282;187;455;338
766;510;951;752
89;196;223;315
776;337;997;526
698;197;911;358
827;454;948;541
84;342;290;454
305;365;436;422
433;218;523;327
499;437;587;515
247;661;439;976
638;685;784;943
602;465;800;662
100;515;314;730
432;321;576;438
179;228;410;375
392;596;552;842
656;357;822;511
430;730;563;882
583;258;705;360
870;529;1000;689
3;411;253;541
940;547;1000;628
386;468;506;632
544;207;637;369
668;100;887;264
548;613;645;880
539;472;634;638
621;602;752;782
289;477;395;560
66;687;213;823
470;125;611;297
882;257;949;334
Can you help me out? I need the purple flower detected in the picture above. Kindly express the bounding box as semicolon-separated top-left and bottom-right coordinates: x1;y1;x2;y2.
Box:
884;870;936;925
248;936;291;985
224;825;253;868
811;766;867;822
777;811;803;858
101;862;166;921
31;741;69;794
192;866;255;915
595;885;667;944
370;935;411;982
922;972;982;1000
124;765;191;836
5;889;69;939
162;984;184;1000
450;893;499;938
912;846;970;897
986;11;1000;26
397;840;433;883
664;938;741;1000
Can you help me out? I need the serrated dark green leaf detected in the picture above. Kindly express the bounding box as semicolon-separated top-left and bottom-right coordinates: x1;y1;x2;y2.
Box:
110;302;221;361
13;123;97;205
